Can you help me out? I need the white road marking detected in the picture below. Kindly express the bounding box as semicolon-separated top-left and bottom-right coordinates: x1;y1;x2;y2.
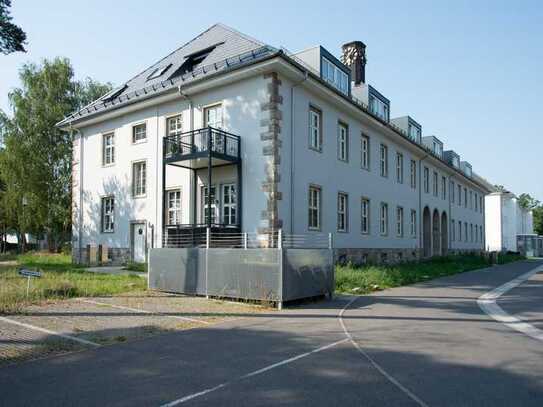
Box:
160;338;349;406
339;296;429;407
478;265;543;342
0;316;101;347
80;299;210;325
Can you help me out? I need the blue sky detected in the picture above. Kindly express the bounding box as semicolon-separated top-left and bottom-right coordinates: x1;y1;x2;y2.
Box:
2;0;542;200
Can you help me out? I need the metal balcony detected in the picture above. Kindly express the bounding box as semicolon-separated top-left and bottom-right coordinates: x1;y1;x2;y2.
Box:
163;127;241;169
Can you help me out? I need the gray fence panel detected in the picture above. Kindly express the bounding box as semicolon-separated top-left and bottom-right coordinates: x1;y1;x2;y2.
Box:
207;249;281;301
282;249;334;301
148;248;206;295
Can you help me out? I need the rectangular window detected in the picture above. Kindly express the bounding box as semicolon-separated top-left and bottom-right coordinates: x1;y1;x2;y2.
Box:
308;185;321;230
464;187;468;207
410;209;417;237
480;196;483;213
441;176;446;200
469;191;473;209
101;196;114;233
102;133;115;165
380;144;388;177
309;107;322;151
337;122;349;161
132;161;147;197
458;185;462;206
369;95;389;121
132;123;147;143
464;221;468;241
167;115;183;137
167;190;181;225
361;198;370;234
458;220;462;242
470;224;474;242
201;185;217;224
410;160;417;189
322;57;349;95
204;104;223;129
475;193;478;211
450;181;455;203
396;206;404;237
396;152;404;184
451;219;455;241
361;134;370;170
337;192;348;232
380;202;388;235
480;226;483;242
432;172;438;197
424;167;429;193
475;225;478;243
222;184;237;226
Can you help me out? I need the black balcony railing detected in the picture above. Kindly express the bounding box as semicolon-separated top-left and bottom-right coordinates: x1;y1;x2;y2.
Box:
164;127;240;161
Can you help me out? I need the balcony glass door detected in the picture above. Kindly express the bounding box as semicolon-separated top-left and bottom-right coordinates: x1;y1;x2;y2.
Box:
201;185;218;225
222;184;237;226
204;104;224;153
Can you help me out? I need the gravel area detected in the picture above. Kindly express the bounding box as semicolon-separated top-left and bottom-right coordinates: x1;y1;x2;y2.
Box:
0;291;267;367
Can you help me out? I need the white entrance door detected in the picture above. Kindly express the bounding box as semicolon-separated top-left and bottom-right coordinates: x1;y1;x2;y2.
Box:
132;223;146;263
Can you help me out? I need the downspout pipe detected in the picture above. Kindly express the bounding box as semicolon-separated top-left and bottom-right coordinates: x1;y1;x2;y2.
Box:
69;123;84;264
289;70;308;233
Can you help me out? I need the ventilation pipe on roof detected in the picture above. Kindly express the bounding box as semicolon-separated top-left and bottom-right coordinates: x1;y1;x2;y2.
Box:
341;41;367;85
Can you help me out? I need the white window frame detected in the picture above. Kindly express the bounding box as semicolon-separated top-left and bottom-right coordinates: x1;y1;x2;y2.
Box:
441;176;447;200
132;122;147;143
380;144;388;178
203;103;223;129
410;209;417;237
221;183;237;226
102;132;115;166
101;196;115;233
337;122;349;162
451;219;456;241
309;106;322;152
167;114;183;137
450;181;455;203
380;202;388;236
396;206;404;237
361;134;370;170
396;152;403;184
132;160;147;197
424;167;429;193
458;184;462;206
361;198;370;234
410;160;417;189
433;171;438;197
337;192;348;232
308;185;322;231
167;189;182;225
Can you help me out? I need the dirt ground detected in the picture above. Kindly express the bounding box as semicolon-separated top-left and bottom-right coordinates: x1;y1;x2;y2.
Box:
0;291;268;367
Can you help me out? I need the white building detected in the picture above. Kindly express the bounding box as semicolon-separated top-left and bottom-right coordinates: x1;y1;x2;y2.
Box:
485;191;534;252
57;24;490;264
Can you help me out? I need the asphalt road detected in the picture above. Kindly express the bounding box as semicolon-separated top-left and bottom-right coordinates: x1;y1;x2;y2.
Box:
1;260;542;406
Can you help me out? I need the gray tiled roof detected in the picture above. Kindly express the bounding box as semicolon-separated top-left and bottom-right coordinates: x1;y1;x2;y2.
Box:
57;24;275;127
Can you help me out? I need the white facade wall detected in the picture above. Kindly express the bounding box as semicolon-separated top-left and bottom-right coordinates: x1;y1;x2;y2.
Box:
73;64;487;262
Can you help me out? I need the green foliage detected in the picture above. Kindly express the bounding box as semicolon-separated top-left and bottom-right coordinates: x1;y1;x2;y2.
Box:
534;206;543;235
0;58;112;252
335;254;525;294
517;193;540;210
0;0;26;54
0;252;146;313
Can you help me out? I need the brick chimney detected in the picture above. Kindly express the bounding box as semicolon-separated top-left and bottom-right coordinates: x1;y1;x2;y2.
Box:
341;41;367;85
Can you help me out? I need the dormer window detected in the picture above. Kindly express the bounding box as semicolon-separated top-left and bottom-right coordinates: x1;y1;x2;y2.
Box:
408;124;421;142
178;44;219;75
369;93;389;122
147;64;172;81
322;57;349;95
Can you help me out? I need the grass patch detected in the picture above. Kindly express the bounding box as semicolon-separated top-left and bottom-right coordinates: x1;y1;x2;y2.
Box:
0;252;147;314
123;261;147;273
336;254;526;295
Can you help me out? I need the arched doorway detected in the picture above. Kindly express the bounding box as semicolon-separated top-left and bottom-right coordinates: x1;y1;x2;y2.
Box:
432;209;440;256
441;212;448;256
423;207;431;258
